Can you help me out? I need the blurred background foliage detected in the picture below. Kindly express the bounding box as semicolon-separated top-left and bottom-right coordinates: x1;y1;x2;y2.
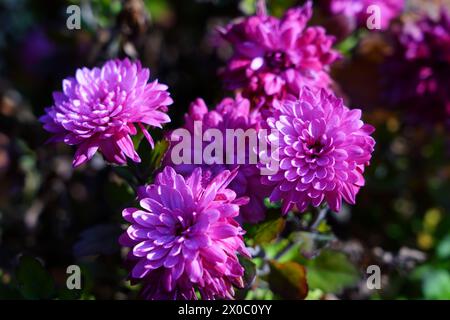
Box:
0;0;449;300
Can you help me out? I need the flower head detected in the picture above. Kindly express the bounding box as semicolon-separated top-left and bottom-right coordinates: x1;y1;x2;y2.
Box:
383;8;450;124
165;96;271;223
260;87;375;214
40;58;173;167
219;1;339;107
120;166;250;300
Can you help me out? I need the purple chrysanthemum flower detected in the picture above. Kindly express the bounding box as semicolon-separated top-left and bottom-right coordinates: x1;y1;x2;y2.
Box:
219;1;340;107
40;58;173;167
260;87;375;214
383;8;450;124
326;0;404;30
120;166;250;300
164;96;271;223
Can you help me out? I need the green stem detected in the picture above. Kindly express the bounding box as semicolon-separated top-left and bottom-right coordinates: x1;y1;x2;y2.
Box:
310;206;329;230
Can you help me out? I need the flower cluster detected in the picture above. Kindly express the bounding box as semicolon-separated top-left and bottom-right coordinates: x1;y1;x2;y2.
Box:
326;0;404;30
41;1;376;301
164;96;271;223
119;166;250;300
40;59;173;167
383;8;450;124
260;88;375;214
219;1;340;107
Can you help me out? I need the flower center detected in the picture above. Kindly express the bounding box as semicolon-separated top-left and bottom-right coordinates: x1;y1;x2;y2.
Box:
300;133;327;160
265;51;293;71
174;222;186;237
307;140;323;156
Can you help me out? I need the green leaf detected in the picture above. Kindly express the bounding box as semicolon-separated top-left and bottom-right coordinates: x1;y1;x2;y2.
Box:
245;213;285;245
235;255;257;300
336;34;359;57
239;256;257;289
268;0;298;17
263;239;290;260
239;0;256;15
268;260;308;300
245;287;274;300
264;198;281;209
16;256;55;299
144;0;171;23
304;249;359;294
437;235;450;260
305;288;324;300
135;138;170;183
132;129;145;150
148;139;169;173
422;270;450;300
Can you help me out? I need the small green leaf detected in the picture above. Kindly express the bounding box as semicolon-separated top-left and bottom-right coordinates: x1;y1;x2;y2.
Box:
144;0;171;23
132;129;145;149
148;139;169;173
305;288;324;300
268;260;308;300
16;256;55;300
264;198;281;209
337;34;359;57
135;138;170;183
304;249;359;294
239;0;256;15
245;212;286;245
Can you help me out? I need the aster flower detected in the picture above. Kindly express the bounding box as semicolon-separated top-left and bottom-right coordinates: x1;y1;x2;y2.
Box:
383;8;450;124
119;166;250;300
260;87;375;214
219;1;340;107
326;0;404;30
40;58;173;167
165;96;271;223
